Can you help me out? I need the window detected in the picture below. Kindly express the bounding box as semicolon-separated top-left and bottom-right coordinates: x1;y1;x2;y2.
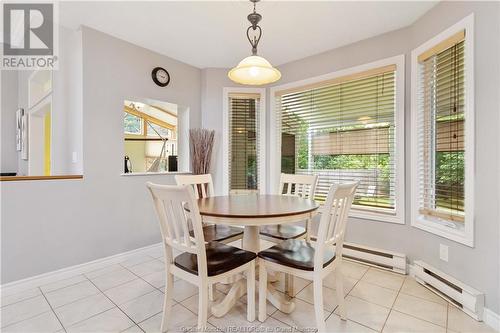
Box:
271;56;405;223
123;100;181;173
223;89;266;195
411;15;474;246
124;112;143;135
229;94;259;193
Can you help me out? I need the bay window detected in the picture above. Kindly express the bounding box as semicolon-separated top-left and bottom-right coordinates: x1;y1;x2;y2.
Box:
271;56;405;223
411;15;474;246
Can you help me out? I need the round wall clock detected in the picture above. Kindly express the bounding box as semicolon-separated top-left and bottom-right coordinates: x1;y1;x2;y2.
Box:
151;67;170;87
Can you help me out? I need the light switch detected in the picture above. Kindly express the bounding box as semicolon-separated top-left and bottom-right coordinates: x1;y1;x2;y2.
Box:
439;244;449;262
72;152;78;163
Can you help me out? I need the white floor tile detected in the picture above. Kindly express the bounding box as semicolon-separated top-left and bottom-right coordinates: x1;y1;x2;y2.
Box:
40;275;87;294
361;268;405;291
335;295;391;331
256;316;295;332
66;307;134;333
323;272;358;294
141;271;166;289
119;290;164;323
105;279;155;305
171;280;198;302
128;260;164;277
85;264;123;280
383;310;446;333
399;277;448;306
120;254;156;268
349;280;398;308
295;283;340;312
341;261;370;280
54;293;114;327
1;288;42;307
139;303;198;333
447;305;496;333
1;295;52;327
393;293;447;327
272;297;328;331
91;268;138;291
44;281;100;309
121;325;144;333
326;313;377;333
1;311;62;333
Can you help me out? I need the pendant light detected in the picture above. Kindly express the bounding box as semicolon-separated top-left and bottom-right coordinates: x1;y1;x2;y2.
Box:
228;0;281;85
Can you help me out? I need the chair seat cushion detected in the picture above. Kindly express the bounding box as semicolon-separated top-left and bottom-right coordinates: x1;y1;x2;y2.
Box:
174;242;256;277
260;225;306;240
190;225;244;242
258;239;335;271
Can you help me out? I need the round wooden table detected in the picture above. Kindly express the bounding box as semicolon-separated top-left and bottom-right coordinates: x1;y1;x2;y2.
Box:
197;194;319;318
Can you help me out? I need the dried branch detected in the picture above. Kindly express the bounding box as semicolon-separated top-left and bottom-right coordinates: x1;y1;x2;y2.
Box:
189;128;215;175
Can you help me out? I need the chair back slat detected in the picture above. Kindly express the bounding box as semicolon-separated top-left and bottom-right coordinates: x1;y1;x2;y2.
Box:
279;173;318;199
175;174;214;199
147;183;206;258
314;182;358;270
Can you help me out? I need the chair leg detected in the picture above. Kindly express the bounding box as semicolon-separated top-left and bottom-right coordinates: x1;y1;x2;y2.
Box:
247;261;256;322
160;271;174;333
305;217;311;242
208;283;215;301
285;274;294;297
258;261;268;322
313;278;326;333
335;266;346;320
198;281;208;331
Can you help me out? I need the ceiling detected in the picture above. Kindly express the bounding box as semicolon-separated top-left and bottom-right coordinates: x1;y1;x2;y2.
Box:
60;1;437;69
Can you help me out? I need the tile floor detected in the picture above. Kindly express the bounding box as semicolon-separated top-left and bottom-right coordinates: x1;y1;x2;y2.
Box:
1;243;496;333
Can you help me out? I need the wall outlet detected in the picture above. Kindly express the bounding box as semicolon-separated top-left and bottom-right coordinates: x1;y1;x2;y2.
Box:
439;244;449;262
72;152;78;163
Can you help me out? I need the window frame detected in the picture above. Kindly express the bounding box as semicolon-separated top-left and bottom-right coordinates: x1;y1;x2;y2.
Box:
410;14;474;247
222;87;266;195
270;55;406;224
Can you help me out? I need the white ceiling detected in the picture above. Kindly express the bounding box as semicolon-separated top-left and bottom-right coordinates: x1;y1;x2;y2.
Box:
60;1;437;69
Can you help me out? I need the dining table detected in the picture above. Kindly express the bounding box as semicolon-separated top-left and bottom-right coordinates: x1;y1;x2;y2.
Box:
197;194;319;318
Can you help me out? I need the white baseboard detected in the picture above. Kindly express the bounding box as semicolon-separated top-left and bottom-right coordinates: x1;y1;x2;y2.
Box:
1;242;162;296
409;264;499;332
484;308;500;332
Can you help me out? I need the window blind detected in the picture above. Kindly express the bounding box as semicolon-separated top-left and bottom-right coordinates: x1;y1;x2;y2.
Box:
229;94;260;192
276;66;397;213
417;37;465;223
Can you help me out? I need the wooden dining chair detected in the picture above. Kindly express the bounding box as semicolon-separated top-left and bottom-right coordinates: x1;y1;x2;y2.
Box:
259;173;318;296
147;183;256;331
175;174;244;244
260;173;319;243
257;182;359;332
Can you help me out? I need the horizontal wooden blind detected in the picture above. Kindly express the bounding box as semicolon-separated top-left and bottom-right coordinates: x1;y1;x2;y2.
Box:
276;67;397;212
229;95;260;192
417;38;465;223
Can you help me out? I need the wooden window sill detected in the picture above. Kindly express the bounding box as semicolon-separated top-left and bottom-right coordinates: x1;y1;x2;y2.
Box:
0;175;83;181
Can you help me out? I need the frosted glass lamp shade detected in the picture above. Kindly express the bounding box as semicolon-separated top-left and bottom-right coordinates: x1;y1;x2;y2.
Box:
228;55;281;85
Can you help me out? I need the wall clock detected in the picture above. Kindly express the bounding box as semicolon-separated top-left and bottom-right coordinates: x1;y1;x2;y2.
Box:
151;67;170;87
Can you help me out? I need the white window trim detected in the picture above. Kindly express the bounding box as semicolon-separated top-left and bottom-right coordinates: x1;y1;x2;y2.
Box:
270;55;406;224
410;14;474;247
222;87;266;195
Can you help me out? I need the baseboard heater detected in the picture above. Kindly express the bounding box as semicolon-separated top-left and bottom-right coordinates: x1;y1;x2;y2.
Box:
342;242;407;274
412;260;484;321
